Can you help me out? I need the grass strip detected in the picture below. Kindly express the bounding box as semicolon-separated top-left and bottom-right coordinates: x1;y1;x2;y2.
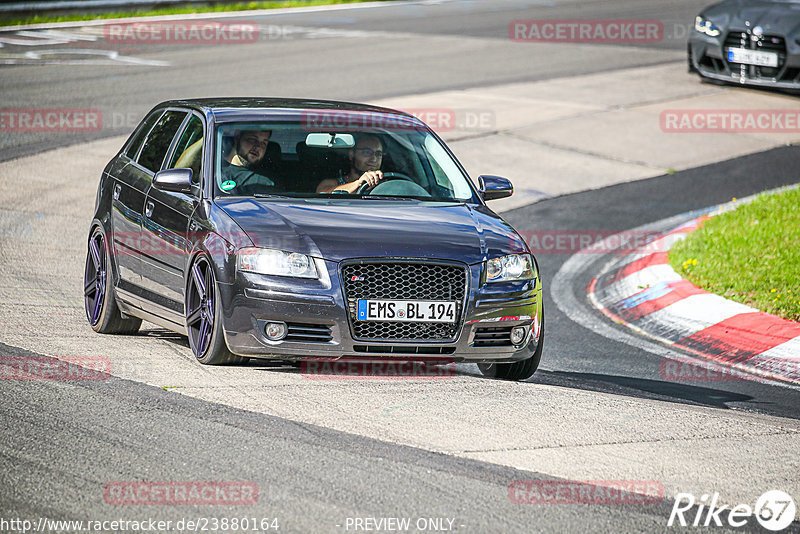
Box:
1;0;390;27
669;186;800;322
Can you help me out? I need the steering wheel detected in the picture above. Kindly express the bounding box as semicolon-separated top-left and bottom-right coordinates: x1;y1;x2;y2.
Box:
355;172;418;195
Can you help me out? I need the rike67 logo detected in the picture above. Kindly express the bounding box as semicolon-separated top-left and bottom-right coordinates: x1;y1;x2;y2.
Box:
668;490;796;531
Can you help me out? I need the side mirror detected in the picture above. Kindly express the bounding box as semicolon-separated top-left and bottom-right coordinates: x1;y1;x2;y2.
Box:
478;175;513;201
153;168;193;193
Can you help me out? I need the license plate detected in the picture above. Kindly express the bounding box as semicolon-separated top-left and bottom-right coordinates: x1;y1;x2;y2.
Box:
726;48;778;68
357;299;456;323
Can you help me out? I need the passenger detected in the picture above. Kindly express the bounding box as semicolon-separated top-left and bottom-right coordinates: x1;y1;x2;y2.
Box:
220;129;275;191
316;134;385;193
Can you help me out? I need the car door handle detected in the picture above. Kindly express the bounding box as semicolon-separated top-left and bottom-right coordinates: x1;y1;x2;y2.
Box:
145;201;154;218
113;183;121;200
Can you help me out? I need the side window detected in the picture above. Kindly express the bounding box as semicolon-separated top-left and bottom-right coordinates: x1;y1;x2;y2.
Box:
166;115;204;184
124;110;162;160
137;110;187;173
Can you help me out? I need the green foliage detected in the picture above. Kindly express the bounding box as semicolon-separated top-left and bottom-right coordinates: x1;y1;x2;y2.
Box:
669;187;800;322
1;0;390;27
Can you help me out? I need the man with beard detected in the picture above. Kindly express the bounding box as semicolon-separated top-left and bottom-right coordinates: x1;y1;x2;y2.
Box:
220;128;276;193
316;134;385;193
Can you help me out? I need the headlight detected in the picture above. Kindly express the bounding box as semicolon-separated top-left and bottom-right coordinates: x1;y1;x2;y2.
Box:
237;247;318;279
485;254;536;283
695;16;720;37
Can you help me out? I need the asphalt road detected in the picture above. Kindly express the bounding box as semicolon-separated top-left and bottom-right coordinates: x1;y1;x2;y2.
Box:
1;0;799;532
0;343;683;533
0;0;701;160
2;145;798;532
503;145;800;421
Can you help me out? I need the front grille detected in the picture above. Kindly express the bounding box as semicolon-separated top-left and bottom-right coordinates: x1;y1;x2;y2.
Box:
285;323;332;342
342;261;467;341
724;30;787;78
473;326;513;347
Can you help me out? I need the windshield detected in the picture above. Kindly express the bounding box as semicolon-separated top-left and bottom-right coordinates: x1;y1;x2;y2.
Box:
213;118;478;202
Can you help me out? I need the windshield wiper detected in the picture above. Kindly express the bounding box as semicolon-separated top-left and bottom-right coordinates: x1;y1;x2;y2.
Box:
360;195;419;201
253;193;292;199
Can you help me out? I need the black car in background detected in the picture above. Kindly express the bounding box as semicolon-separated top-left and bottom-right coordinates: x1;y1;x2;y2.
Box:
689;0;800;92
84;98;544;380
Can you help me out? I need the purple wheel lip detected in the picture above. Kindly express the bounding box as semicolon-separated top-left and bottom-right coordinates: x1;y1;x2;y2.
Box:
84;232;106;326
186;257;214;358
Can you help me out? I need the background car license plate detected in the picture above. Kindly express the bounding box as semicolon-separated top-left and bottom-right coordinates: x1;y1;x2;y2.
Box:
726;48;778;68
357;299;456;322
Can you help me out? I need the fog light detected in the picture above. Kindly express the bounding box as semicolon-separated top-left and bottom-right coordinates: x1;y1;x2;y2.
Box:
510;326;527;345
265;321;287;341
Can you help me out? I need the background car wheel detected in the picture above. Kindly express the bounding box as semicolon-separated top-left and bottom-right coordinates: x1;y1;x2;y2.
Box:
83;227;141;334
185;255;248;365
478;312;544;381
687;43;698;73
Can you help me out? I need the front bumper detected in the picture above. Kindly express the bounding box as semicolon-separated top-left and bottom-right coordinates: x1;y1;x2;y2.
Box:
689;31;800;91
218;258;543;363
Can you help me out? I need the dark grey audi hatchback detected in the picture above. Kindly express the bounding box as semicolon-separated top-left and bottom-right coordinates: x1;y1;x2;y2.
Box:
84;98;543;380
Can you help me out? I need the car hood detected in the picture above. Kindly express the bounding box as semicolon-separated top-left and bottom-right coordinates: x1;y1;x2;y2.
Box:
215;198;527;264
705;0;800;34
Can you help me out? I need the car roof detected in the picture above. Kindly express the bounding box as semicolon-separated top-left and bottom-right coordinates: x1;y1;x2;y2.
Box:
160;97;423;125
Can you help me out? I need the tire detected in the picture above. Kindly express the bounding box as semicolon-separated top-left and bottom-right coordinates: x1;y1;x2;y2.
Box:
185;255;247;365
478;311;544;381
687;43;698;74
84;227;142;335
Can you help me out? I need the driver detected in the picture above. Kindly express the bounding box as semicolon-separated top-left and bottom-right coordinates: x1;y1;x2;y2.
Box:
316;134;385;193
220;128;276;191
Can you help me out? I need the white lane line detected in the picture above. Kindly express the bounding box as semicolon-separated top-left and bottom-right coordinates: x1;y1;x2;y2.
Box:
20;48;169;66
0;35;71;46
16;29;97;41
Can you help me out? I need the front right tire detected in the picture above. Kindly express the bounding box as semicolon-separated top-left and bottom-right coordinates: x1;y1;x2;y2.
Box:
478;311;544;381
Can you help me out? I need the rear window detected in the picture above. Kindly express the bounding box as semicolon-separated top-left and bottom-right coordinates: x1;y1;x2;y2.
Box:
167;115;204;183
137;110;187;173
124;110;162;160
